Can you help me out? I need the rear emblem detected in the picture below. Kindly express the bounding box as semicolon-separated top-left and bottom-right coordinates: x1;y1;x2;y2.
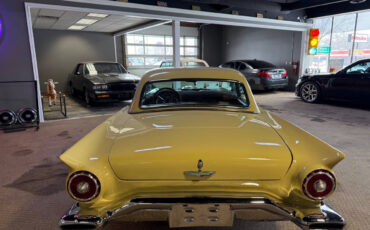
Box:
184;159;215;178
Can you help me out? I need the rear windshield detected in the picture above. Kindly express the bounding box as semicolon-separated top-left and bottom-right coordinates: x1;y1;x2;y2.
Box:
161;61;206;67
140;79;249;109
184;61;206;67
245;60;276;69
161;62;173;67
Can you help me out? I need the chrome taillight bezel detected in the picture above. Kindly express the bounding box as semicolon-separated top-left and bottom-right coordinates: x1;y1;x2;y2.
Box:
67;171;100;202
302;169;336;200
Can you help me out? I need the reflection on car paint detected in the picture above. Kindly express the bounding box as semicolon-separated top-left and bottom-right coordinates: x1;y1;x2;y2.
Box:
134;146;172;152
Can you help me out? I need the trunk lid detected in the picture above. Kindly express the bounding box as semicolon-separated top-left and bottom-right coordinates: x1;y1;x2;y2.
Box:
108;111;292;180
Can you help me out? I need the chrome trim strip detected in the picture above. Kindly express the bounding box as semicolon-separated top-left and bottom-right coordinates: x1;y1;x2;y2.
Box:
59;198;345;229
67;171;100;202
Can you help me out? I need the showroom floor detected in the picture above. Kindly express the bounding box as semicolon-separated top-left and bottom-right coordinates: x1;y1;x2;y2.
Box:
0;92;369;230
42;94;130;120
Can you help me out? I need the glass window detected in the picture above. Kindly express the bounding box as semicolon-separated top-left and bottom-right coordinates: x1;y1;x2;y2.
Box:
125;34;199;67
144;35;164;45
346;61;370;74
140;79;249;109
185;37;197;46
184;47;198;56
127;57;144;66
145;57;167;66
126;34;143;44
245;60;276;69
239;63;247;71
329;14;356;71
165;36;173;45
160;61;173;67
127;45;144;55
184;61;206;67
353;11;370;62
165;47;173;55
145;46;165;55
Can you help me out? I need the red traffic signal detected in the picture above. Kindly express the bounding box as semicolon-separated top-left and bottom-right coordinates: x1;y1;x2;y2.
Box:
311;29;320;37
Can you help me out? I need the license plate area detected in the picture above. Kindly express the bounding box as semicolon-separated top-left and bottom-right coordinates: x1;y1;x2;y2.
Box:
169;204;233;227
271;74;282;79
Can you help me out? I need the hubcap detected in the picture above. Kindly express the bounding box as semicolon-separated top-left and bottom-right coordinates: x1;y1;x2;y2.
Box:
301;83;318;102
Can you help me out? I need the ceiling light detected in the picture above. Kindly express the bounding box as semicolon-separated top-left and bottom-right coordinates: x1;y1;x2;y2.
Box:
350;0;366;4
76;18;98;25
68;25;86;30
87;13;108;18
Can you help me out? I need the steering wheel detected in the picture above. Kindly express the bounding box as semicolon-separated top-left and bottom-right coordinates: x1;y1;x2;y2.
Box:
154;88;181;104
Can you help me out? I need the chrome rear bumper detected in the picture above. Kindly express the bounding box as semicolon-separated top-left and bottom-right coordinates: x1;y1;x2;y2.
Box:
59;198;345;229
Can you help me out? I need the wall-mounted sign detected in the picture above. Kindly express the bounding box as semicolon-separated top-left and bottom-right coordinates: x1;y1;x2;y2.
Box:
257;13;263;18
348;34;368;43
318;46;331;54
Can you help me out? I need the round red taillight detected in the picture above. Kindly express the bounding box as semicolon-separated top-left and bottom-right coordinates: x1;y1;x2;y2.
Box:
302;169;336;200
67;171;100;202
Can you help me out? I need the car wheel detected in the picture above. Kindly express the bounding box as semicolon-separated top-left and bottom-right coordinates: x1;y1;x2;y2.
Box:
84;89;91;105
300;82;321;103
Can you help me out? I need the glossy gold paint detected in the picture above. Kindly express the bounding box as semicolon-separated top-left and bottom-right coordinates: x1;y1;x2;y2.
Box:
60;68;345;221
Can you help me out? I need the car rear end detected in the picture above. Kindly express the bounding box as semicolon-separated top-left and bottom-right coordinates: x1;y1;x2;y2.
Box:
59;68;345;230
257;68;288;90
59;109;345;230
244;60;288;90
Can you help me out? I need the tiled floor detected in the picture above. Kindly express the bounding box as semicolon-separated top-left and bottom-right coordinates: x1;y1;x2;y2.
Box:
0;92;369;230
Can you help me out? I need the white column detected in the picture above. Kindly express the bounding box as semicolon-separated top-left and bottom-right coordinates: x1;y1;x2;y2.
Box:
172;20;180;68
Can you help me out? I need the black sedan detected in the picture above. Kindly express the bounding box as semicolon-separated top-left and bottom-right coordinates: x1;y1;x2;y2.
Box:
219;59;288;90
296;59;370;103
69;62;140;105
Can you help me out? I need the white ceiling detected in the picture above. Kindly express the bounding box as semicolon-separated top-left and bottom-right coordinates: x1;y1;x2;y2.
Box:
31;8;154;33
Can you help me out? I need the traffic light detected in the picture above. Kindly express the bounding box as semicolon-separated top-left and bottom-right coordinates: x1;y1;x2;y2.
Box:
308;28;320;55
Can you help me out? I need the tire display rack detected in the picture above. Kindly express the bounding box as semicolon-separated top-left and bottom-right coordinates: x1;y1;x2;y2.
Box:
0;81;40;132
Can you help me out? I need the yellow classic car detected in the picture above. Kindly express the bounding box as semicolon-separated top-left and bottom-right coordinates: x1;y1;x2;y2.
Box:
59;68;345;229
